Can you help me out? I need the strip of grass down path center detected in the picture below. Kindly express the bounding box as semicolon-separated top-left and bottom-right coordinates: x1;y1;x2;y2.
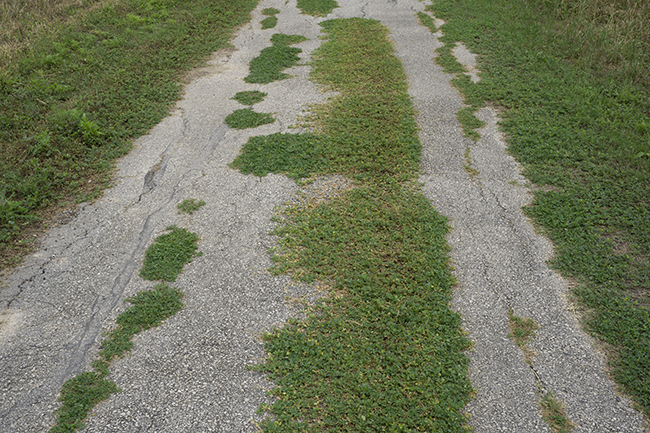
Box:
233;18;473;432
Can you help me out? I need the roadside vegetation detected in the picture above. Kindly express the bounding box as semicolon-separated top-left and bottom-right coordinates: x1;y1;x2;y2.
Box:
261;7;280;30
234;18;473;432
51;223;201;432
428;0;650;419
0;0;259;269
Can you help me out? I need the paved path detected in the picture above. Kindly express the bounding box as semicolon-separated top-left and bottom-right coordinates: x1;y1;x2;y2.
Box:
1;0;647;432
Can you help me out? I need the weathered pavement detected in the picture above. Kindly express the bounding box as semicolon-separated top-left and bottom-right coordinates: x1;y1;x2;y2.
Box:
0;0;647;432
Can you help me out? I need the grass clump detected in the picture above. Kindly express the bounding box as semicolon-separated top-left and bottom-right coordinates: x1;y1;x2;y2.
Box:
245;34;308;84
541;392;575;433
0;0;259;268
177;198;205;214
139;226;201;282
234;17;473;432
261;16;278;30
231;133;327;180
51;284;183;432
507;310;539;348
429;0;650;418
50;371;119;433
225;108;275;129
261;7;280;29
296;0;338;17
232;90;267;105
99;284;183;362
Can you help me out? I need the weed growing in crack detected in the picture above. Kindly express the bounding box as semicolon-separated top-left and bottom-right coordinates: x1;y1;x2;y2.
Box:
51;224;197;432
541;391;575;433
177;198;206;214
416;11;437;33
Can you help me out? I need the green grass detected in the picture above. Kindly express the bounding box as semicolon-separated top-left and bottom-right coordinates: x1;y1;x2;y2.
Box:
139;225;201;282
261;16;278;30
234;18;472;432
541;392;575;433
416;11;437;34
429;0;650;418
296;0;338;17
225;108;275;129
50;371;119;433
507;310;539;349
244;34;308;84
232;90;267;106
52;222;194;431
51;283;183;433
0;0;259;267
98;284;184;362
177;198;205;214
262;8;281;16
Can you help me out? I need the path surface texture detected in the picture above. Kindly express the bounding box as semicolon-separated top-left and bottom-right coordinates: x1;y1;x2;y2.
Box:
0;0;647;432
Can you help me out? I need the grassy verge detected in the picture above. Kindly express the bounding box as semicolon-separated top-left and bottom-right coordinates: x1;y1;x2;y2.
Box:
0;0;259;269
429;0;650;418
52;222;200;432
233;18;472;431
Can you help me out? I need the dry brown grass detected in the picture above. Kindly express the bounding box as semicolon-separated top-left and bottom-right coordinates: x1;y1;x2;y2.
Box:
0;0;111;64
543;0;650;86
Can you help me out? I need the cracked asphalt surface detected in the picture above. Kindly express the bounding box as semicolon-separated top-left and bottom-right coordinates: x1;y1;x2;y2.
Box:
1;0;648;432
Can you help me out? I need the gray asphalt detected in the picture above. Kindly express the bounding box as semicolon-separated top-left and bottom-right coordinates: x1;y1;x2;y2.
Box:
0;0;647;432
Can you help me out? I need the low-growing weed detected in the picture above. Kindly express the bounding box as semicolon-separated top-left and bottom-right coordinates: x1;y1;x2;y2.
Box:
245;34;308;84
177;198;205;214
225;108;275;129
296;0;338;16
232;90;267;106
139;226;201;282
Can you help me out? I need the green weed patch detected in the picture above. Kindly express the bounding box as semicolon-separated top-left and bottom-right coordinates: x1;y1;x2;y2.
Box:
0;0;258;266
541;391;575;433
429;0;650;418
51;284;184;433
296;0;338;17
139;226;201;282
225;108;275;129
231;133;328;180
245;34;308;84
52;222;196;431
261;7;280;30
234;17;473;432
177;198;205;214
232;90;267;106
